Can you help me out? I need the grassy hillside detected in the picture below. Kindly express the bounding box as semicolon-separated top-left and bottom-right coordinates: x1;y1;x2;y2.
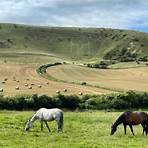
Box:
1;23;148;96
0;23;148;62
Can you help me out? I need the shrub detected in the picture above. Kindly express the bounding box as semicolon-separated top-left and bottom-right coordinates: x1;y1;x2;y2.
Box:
138;56;148;62
81;82;87;85
84;98;99;109
37;62;62;74
58;94;81;109
104;48;137;62
1;91;148;110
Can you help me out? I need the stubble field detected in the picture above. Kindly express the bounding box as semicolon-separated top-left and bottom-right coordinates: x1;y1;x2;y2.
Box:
47;64;148;92
0;54;112;96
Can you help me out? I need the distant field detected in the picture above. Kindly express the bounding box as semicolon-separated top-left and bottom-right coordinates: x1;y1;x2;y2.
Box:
0;57;111;96
0;52;63;64
109;62;148;69
1;23;148;96
0;110;147;148
1;57;148;96
47;64;148;92
1;23;148;62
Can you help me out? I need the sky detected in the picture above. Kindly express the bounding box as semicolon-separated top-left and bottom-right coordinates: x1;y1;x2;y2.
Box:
0;0;148;32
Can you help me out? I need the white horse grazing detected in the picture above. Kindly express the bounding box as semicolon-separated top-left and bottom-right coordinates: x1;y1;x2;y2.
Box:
25;108;63;132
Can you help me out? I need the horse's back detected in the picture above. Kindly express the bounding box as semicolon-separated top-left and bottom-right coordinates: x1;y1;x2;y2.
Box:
35;108;63;121
124;111;148;125
36;108;62;113
48;108;63;113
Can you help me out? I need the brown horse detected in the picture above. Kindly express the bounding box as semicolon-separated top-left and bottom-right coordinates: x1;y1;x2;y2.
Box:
111;111;148;135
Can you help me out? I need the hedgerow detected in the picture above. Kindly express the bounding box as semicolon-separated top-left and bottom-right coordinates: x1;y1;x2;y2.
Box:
1;91;148;110
37;62;62;75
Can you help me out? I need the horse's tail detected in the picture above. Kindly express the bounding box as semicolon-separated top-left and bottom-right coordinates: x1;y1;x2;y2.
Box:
59;111;64;132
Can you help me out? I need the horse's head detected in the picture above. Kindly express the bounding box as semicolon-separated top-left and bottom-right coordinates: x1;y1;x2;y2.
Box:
25;119;33;131
110;124;117;135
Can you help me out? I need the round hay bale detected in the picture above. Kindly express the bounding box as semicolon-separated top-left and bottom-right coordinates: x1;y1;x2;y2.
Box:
31;83;34;86
0;88;3;92
16;80;19;83
38;85;42;88
28;86;32;89
1;81;5;84
25;84;28;87
63;89;67;92
15;86;19;90
56;90;60;94
78;92;83;95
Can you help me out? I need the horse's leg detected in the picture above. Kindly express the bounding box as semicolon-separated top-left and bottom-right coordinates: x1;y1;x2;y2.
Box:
141;123;146;135
144;123;148;135
58;121;62;132
40;121;43;131
123;123;127;135
54;119;60;132
129;125;134;136
146;124;148;135
57;119;63;132
44;121;51;132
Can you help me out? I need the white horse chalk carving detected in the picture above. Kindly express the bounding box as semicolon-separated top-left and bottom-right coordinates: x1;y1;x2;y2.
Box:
25;108;63;132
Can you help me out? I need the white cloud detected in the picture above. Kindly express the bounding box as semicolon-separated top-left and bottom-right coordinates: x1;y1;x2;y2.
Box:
0;0;148;32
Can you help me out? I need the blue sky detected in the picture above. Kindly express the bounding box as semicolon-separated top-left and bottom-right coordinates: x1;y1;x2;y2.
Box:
0;0;148;32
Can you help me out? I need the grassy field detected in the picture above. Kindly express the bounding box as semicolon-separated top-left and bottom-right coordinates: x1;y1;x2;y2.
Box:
0;52;63;64
108;62;148;69
1;23;148;148
0;110;148;148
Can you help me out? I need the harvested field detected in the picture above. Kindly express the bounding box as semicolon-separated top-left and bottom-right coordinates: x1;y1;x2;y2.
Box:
0;63;111;96
47;64;148;92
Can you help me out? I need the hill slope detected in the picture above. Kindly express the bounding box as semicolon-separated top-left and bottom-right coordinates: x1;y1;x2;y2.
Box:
0;23;148;61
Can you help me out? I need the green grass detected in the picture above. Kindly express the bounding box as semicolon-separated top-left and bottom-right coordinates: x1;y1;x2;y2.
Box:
109;62;148;69
0;23;148;62
0;110;148;148
0;52;63;64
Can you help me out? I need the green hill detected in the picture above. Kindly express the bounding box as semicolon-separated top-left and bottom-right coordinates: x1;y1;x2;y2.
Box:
0;23;148;62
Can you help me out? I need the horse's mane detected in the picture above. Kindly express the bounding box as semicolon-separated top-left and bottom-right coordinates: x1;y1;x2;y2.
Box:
113;111;131;127
114;114;124;125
